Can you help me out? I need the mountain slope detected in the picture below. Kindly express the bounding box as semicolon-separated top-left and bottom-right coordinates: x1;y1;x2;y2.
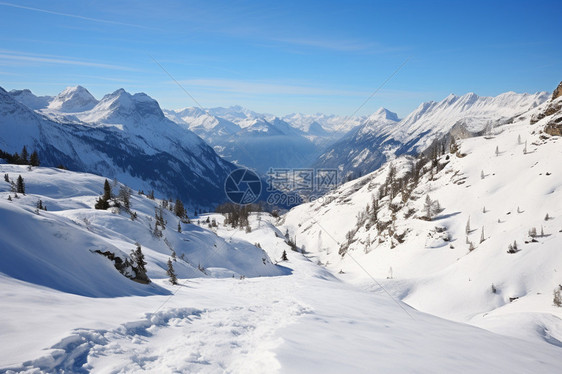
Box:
0;164;283;298
0;86;237;206
282;92;562;346
165;106;322;173
9;89;52;110
1;165;561;372
47;85;98;113
314;91;549;180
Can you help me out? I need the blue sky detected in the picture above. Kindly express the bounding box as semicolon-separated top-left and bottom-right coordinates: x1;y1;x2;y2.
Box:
0;0;560;117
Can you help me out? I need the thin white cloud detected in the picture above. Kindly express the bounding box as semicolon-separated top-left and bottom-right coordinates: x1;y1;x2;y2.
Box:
177;78;369;97
272;37;406;53
0;50;140;72
0;1;151;29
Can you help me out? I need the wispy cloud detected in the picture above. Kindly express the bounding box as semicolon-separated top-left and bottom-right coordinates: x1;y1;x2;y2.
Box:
176;78;369;97
0;50;140;72
272;37;406;53
0;1;152;29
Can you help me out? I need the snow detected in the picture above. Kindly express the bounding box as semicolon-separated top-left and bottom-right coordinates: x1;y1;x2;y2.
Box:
47;86;98;113
282;96;562;350
314;90;550;179
1;164;561;372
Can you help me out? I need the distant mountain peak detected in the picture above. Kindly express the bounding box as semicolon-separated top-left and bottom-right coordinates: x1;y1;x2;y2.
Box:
8;88;53;110
369;107;399;122
48;85;98;113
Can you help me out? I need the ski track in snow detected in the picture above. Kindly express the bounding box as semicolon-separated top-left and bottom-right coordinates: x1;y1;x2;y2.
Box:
5;280;310;374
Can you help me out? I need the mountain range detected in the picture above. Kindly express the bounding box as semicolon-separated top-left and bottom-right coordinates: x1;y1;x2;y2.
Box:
313;91;549;180
1;84;552;207
1;86;236;207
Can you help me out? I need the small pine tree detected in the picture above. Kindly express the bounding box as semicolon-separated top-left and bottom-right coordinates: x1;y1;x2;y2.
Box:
517;134;522;145
21;146;29;164
177;221;182;233
554;285;562;307
94;196;109;210
7;195;12;201
147;190;155;200
480;227;485;243
495;146;499;156
118;185;131;210
131;243;149;283
523;140;528;154
281;250;288;261
103;179;111;201
545;213;550;221
4;173;9;182
541;226;544;237
482;206;486;213
29;151;40;167
468;241;475;251
166;258;178;285
174;199;186;219
465;217;471;234
480;170;485;179
16;175;25;194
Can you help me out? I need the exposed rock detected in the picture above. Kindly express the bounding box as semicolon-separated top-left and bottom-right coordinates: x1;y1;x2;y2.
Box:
545;112;562;136
552;81;562;100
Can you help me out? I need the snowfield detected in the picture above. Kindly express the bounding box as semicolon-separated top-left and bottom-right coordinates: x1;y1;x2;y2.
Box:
1;165;562;372
282;95;562;349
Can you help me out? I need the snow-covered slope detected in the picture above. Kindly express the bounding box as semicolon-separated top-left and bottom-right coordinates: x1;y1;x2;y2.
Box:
9;88;52;110
2;164;561;372
47;85;98;113
282;94;562;346
0;165;282;297
314;91;549;180
0;86;238;206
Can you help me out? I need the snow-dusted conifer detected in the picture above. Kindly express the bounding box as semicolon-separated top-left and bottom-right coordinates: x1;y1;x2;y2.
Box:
167;258;178;285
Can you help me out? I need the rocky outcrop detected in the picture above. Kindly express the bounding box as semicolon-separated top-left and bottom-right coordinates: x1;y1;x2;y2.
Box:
552;81;562;100
531;81;562;126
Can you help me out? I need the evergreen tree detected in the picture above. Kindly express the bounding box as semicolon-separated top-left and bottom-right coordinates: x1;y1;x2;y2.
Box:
465;217;471;234
167;258;178;285
94;196;110;210
21;146;29;164
174;198;186;219
4;173;9;182
480;227;485;243
16;175;25;194
131;243;149;283
103;179;112;201
177;221;182;233
118;185;131;210
29;151;40;167
281;250;288;261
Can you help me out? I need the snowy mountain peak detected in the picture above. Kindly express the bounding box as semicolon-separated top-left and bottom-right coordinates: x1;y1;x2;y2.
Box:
47;85;98;113
8;88;53;110
369;107;400;122
88;88;165;122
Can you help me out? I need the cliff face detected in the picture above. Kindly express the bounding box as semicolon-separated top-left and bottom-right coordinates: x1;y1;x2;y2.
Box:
529;81;562;136
552;81;562;100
